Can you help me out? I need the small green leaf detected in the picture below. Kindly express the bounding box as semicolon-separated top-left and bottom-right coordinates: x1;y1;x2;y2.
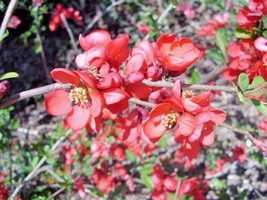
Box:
234;27;253;39
0;72;19;80
126;150;136;163
31;157;39;168
251;99;267;116
206;49;225;64
263;30;267;38
211;178;226;190
252;76;265;85
0;30;9;43
157;135;168;147
237;91;246;103
238;73;249;92
262;16;267;28
215;28;228;62
140;172;153;189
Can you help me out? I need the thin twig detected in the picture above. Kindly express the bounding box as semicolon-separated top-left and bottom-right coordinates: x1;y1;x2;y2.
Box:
0;0;18;44
142;79;238;93
35;165;64;183
33;8;52;82
199;65;226;84
0;78;238;109
0;83;71;109
47;187;66;200
129;98;256;140
84;0;125;32
60;13;80;54
11;129;73;198
129;97;155;108
144;3;174;40
220;123;254;139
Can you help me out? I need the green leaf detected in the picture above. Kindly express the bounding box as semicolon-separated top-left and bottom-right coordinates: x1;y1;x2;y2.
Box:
31;157;39;168
251;99;267;116
0;30;9;43
109;184;125;199
126;150;136;163
140;172;153;189
206;49;225;64
215;28;228;62
237;91;246;103
238;73;249;92
263;16;267;28
211;178;226;190
0;72;19;80
263;30;267;38
157;135;168;147
189;69;201;84
139;164;153;189
234;27;253;39
252;76;265;85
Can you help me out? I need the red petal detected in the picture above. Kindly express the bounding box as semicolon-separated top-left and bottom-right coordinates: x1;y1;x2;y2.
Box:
143;119;167;142
184;141;200;159
89;88;103;117
45;89;72;116
102;88;128;105
87;114;102;133
66;105;90;130
51;68;80;85
75;71;95;88
173;79;181;101
177;112;195;136
201;129;215;146
79;30;111;51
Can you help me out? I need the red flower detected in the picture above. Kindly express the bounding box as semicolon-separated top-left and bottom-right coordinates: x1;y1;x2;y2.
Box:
0;184;9;200
232;145;247;163
7;16;21;29
143;101;195;143
77;30;129;70
49;4;83;32
45;68;103;131
178;177;209;200
175;110;226;159
79;30;111;51
155;34;200;74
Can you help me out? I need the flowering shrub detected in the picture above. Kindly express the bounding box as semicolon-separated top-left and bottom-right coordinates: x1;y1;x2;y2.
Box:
2;0;267;199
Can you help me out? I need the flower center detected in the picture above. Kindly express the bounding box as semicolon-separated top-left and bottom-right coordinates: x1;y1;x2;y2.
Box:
69;86;89;104
182;90;194;98
89;67;102;79
162;113;178;129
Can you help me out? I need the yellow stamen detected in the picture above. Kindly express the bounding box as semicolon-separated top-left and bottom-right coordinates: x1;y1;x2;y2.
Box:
182;90;194;98
162;113;178;129
69;86;89;104
89;67;102;79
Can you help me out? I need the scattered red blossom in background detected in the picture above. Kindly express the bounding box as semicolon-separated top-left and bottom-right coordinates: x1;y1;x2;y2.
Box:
7;16;21;29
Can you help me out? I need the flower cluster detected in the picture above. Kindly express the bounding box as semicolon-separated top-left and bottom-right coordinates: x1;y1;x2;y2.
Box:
237;0;267;30
143;80;226;159
197;13;230;37
49;3;83;32
223;0;267;81
45;29;224;160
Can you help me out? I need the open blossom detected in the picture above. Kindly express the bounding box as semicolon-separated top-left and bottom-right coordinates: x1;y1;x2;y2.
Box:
143;80;226;158
178;177;209;199
7;16;21;29
143;101;194;143
77;29;129;70
237;0;267;29
49;3;83;31
254;37;267;52
45;68;103;131
155;34;200;74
